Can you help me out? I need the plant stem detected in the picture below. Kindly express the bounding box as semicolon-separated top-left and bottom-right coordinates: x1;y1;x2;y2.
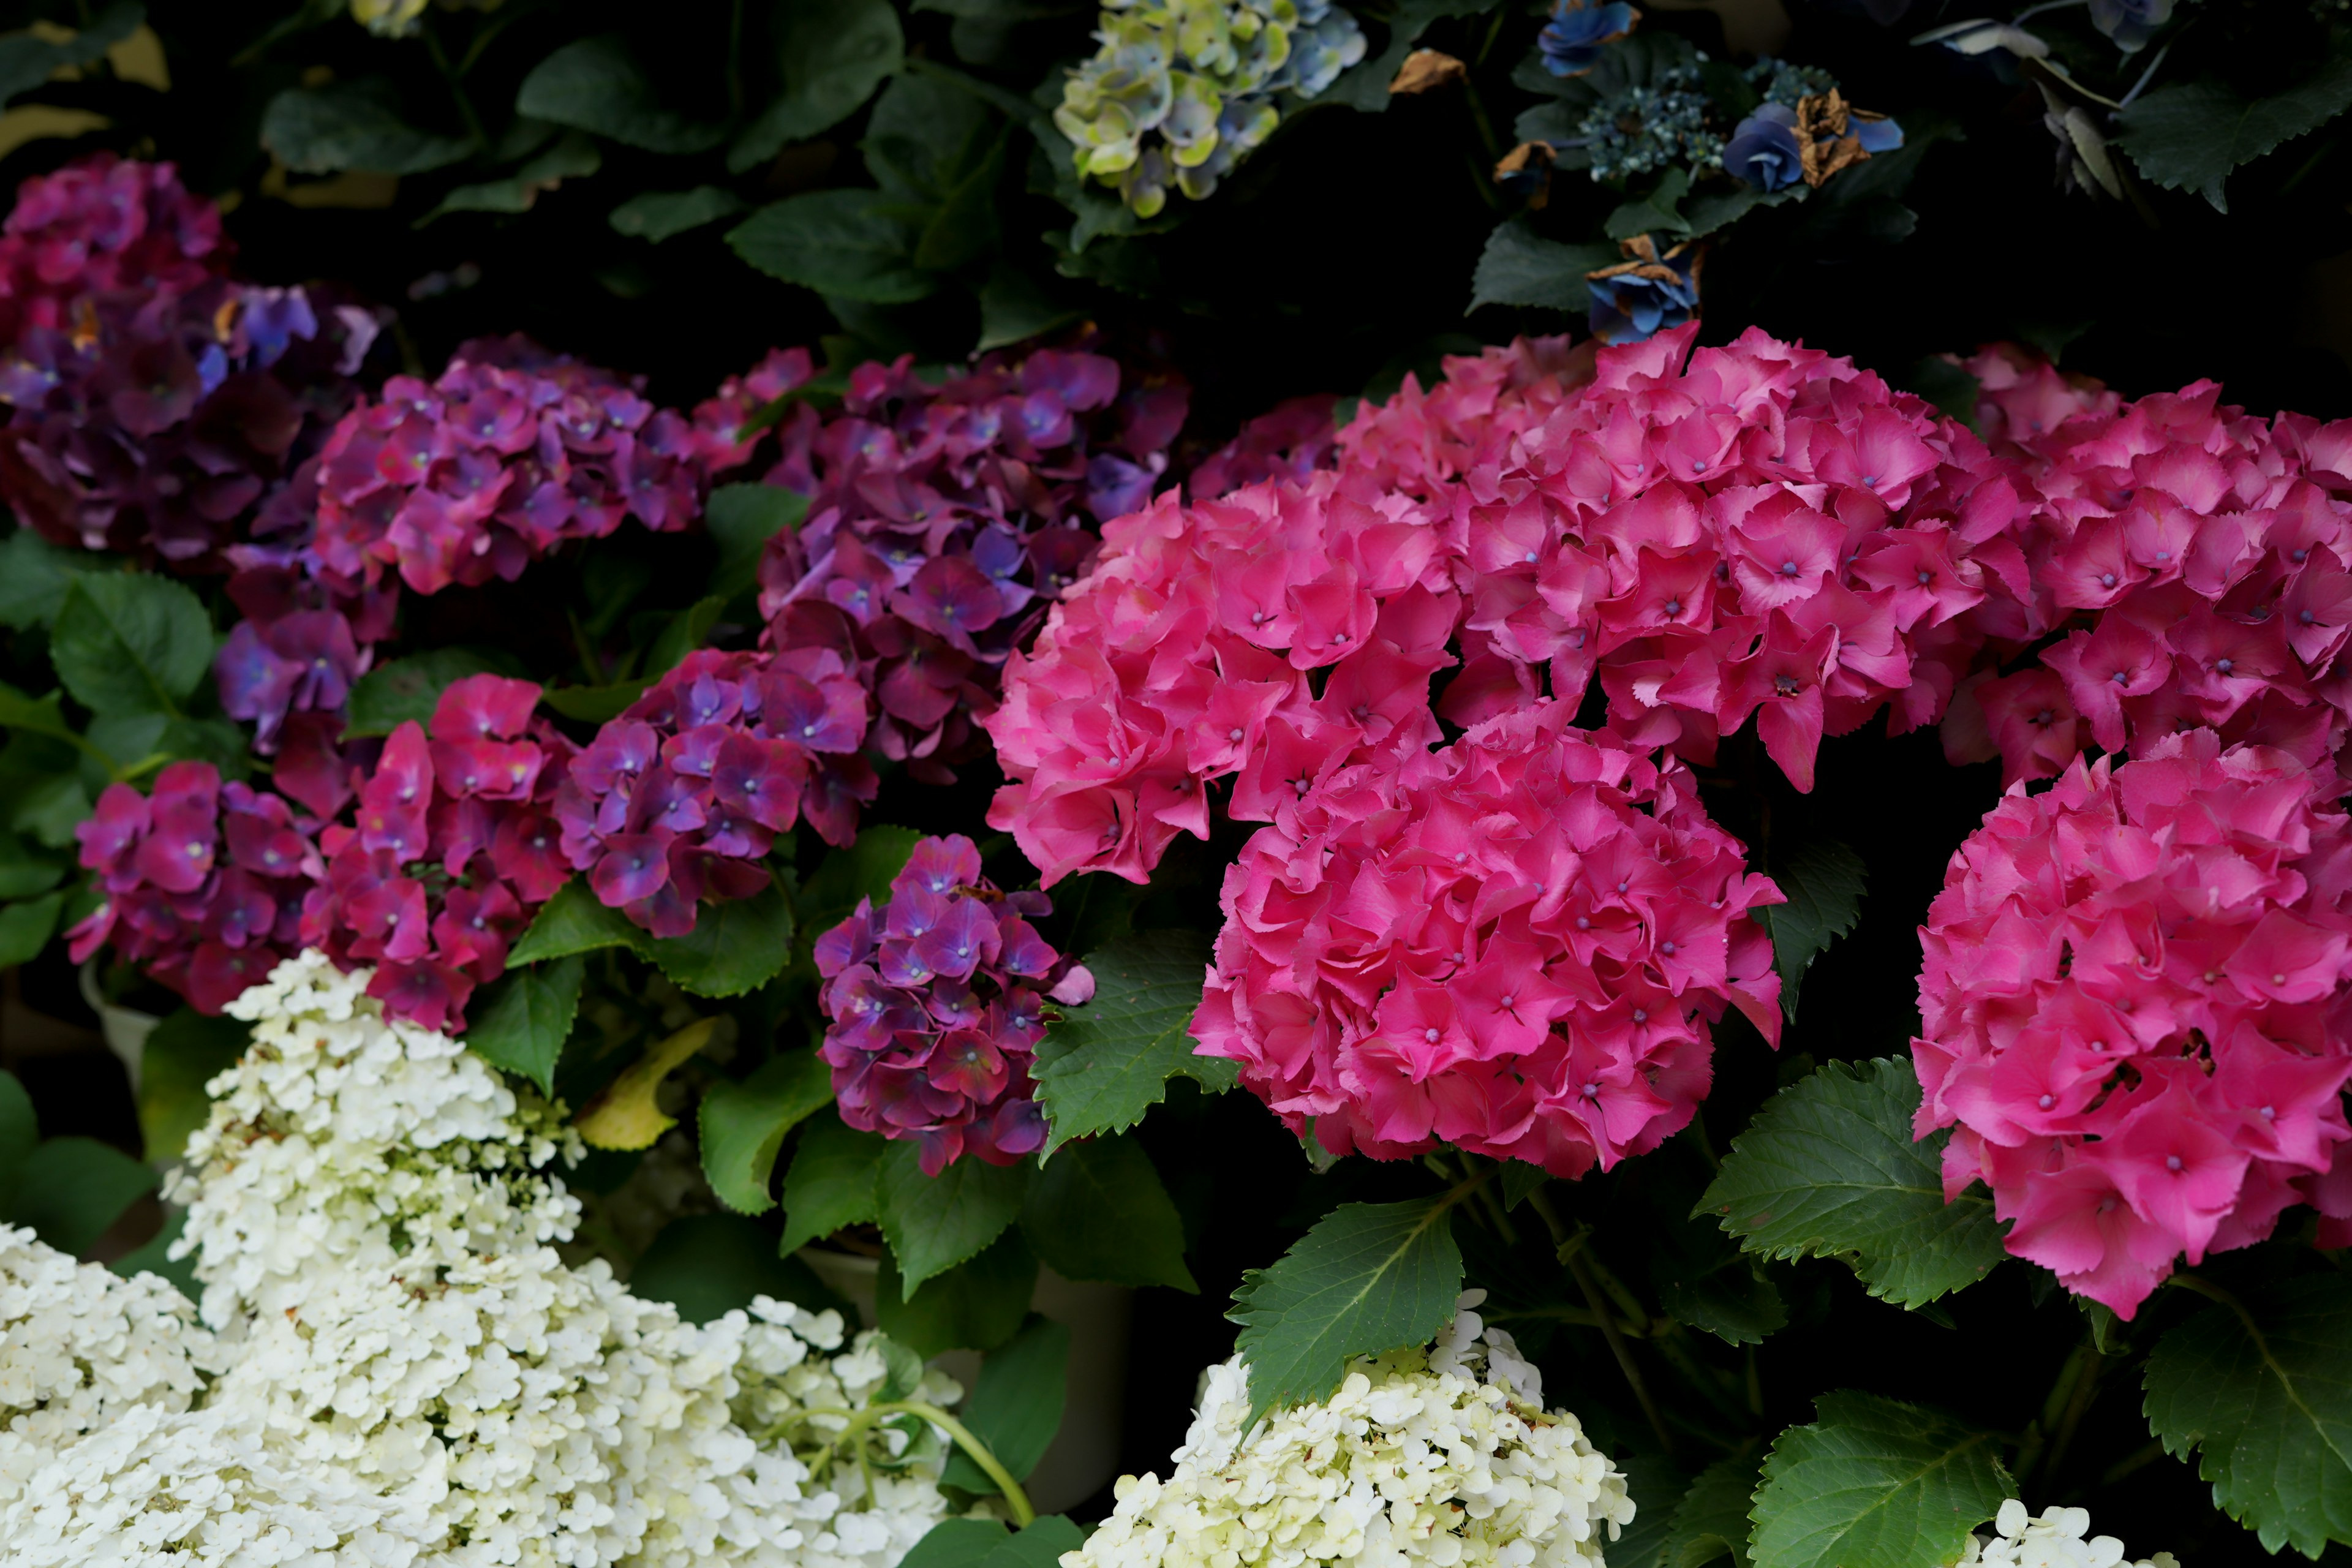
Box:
423;25;489;151
762;1401;1036;1527
1566;1240;1675;1457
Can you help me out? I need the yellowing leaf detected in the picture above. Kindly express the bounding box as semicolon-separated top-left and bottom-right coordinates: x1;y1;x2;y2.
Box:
576;1018;719;1150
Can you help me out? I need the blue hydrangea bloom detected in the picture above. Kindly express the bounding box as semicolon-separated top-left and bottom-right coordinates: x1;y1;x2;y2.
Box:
1538;0;1638;78
2089;0;2173;51
1586;236;1698;344
1577;65;1722;179
1853;114;1904;154
1724;104;1804;190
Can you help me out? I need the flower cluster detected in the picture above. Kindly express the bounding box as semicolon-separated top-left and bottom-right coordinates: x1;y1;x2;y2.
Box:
1913;730;2352;1316
1189;393;1340;500
732;344;1188;788
1585;233;1702;344
299;674;574;1031
990;324;2016;887
1066;1294;1633;1568
1944;344;2352;788
554;647;872;934
1196;703;1782;1174
1723;89;1904;194
1959;1500;2178;1568
1537;0;1638;78
1577;57;1723;179
816;834;1096;1174
66;761;324;1015
1053;0;1366;216
312;334;705;597
0;154;227;343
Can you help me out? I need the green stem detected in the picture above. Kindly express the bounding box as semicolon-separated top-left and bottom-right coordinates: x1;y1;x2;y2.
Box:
422;25;488;151
1565;1241;1675;1457
760;1401;1036;1527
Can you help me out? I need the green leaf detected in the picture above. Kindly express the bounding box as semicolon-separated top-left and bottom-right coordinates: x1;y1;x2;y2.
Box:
610;186;748;242
941;1314;1070;1493
876;1229;1037;1356
1607;1451;1691;1568
900;1520;1020;1568
51;575;212;718
344;648;517;739
1751;1392;2011;1568
541;680;650;723
516;36;725;154
1698;1058;2006;1308
2116;42;2352;213
629;1212;848;1323
0;532;96;630
878;1138;1030;1294
0;892;61;968
1032;930;1234;1155
1469;220;1618;315
646;881;794;998
508;878;648;966
1020;1133;1194;1291
136;1009;247;1166
1321;0;1493;112
2142;1272;2352;1556
794;827;922;941
1606;168;1692;240
0;1071;36;1212
700;1049;834;1215
10;1136;159;1257
707;484;809;601
1643;1154;1787;1347
261;79;477;175
778;1109;889;1255
1758;841;1866;1024
0;2;142;109
1227;1196;1464;1425
108;1206;197;1300
985;1518;1087;1568
729;191;937;304
423;134;601;222
645;595;728;678
977;263;1084;353
1665;1454;1762;1568
578;1018;719;1151
731;0;906;172
0;827;64;900
465;955;584;1096
0;682;78;747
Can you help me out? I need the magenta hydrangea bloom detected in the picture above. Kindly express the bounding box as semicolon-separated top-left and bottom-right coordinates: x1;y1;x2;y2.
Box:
1187;394;1340;501
987;325;2021;886
66;760;324;1014
1194;702;1782;1177
1914;728;2352;1317
815;834;1094;1174
0;154;228;344
298;674;574;1031
552;647;875;936
710;342;1188;788
311;335;705;596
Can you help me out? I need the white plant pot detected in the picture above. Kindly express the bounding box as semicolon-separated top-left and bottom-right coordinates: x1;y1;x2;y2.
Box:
78;960;160;1094
801;1246;1133;1515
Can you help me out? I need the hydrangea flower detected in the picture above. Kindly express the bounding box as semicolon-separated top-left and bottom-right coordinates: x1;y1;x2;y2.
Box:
1585;233;1702;343
553;646;875;934
1577;61;1724;179
1724;104;1807;191
1066;1294;1633;1568
1538;0;1638;77
312;334;705;595
1196;702;1782;1174
1188;393;1340;499
2089;0;2173;51
66;761;325;1015
1053;0;1366;216
816;834;1096;1174
715;344;1187;793
1913;730;2352;1316
299;674;575;1031
0;155;227;344
1959;1500;2178;1568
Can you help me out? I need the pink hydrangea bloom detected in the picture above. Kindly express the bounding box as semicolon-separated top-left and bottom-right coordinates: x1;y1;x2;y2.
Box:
1913;729;2352;1316
1193;701;1783;1177
66;761;323;1014
1188;394;1341;500
0;155;227;343
815;834;1094;1174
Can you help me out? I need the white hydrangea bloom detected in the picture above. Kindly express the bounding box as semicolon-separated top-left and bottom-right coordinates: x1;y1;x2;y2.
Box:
1070;1302;1634;1568
1958;1499;2179;1568
0;1225;211;1508
165;949;584;1329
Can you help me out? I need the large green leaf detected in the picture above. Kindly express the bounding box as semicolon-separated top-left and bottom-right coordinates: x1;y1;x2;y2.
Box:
1751;1392;2010;1568
706;484;809;601
1758;842;1866;1024
1665;1455;1762;1568
2143;1273;2352;1557
0;2;141;108
1468;220;1617;315
0;532;94;630
1032;931;1232;1155
644;596;728;679
0;827;64;900
465;956;585;1096
878;1139;1030;1294
136;1008;247;1166
344;649;516;738
729;191;937;304
423;135;602;221
610;186;747;243
645;881;794;998
731;0;905;172
2116;42;2352;213
1642;1154;1786;1346
541;680;650;723
778;1109;888;1256
0;683;80;747
941;1314;1069;1493
1020;1133;1194;1291
517;36;726;154
11;1137;160;1257
0;1071;36;1213
902;1517;1087;1568
629;1212;845;1324
1607;1450;1691;1568
51;575;213;718
794;827;921;945
0;892;62;968
261;80;477;175
876;1229;1036;1356
508;878;648;966
1228;1196;1464;1425
1698;1059;2006;1307
699;1049;834;1215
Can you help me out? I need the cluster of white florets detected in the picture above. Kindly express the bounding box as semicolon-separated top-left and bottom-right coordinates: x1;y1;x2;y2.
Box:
0;949;968;1567
1069;1291;1634;1568
1959;1501;2179;1568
